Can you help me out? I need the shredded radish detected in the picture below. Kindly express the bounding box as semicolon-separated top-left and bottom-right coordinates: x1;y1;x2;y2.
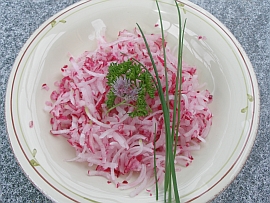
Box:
45;28;213;196
42;83;49;91
29;121;33;128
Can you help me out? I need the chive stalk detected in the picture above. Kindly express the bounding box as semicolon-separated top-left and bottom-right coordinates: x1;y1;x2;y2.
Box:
136;0;186;202
153;123;158;200
155;0;169;107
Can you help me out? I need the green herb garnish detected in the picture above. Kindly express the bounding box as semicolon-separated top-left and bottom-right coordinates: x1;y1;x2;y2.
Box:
136;0;186;202
106;60;155;117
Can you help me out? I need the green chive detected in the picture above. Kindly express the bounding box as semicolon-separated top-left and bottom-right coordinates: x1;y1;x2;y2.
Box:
155;0;169;107
153;123;158;200
136;0;186;202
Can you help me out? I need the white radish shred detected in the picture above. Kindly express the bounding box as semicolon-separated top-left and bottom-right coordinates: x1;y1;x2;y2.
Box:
45;28;213;196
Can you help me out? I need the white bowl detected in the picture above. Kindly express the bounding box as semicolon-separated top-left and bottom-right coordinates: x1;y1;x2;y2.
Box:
5;0;260;202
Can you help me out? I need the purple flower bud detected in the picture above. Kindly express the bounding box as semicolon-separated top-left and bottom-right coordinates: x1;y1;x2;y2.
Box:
112;76;140;102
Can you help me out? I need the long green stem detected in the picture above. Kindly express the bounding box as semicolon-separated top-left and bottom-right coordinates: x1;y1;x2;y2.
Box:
106;100;135;114
136;27;180;203
137;1;186;202
137;22;176;201
155;1;171;197
174;3;187;157
153;124;158;201
168;176;172;202
156;0;169;107
171;0;183;135
131;57;158;89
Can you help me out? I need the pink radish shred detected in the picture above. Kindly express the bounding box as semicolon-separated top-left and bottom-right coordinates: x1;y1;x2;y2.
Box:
29;121;33;128
42;83;49;91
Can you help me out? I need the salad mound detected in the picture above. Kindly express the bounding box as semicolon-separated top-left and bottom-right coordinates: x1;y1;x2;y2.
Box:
45;28;213;196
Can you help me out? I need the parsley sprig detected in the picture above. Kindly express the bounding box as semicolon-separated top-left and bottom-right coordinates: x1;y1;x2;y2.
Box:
106;60;155;117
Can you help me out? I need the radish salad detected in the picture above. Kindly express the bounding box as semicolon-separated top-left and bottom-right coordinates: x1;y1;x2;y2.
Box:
44;28;213;197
